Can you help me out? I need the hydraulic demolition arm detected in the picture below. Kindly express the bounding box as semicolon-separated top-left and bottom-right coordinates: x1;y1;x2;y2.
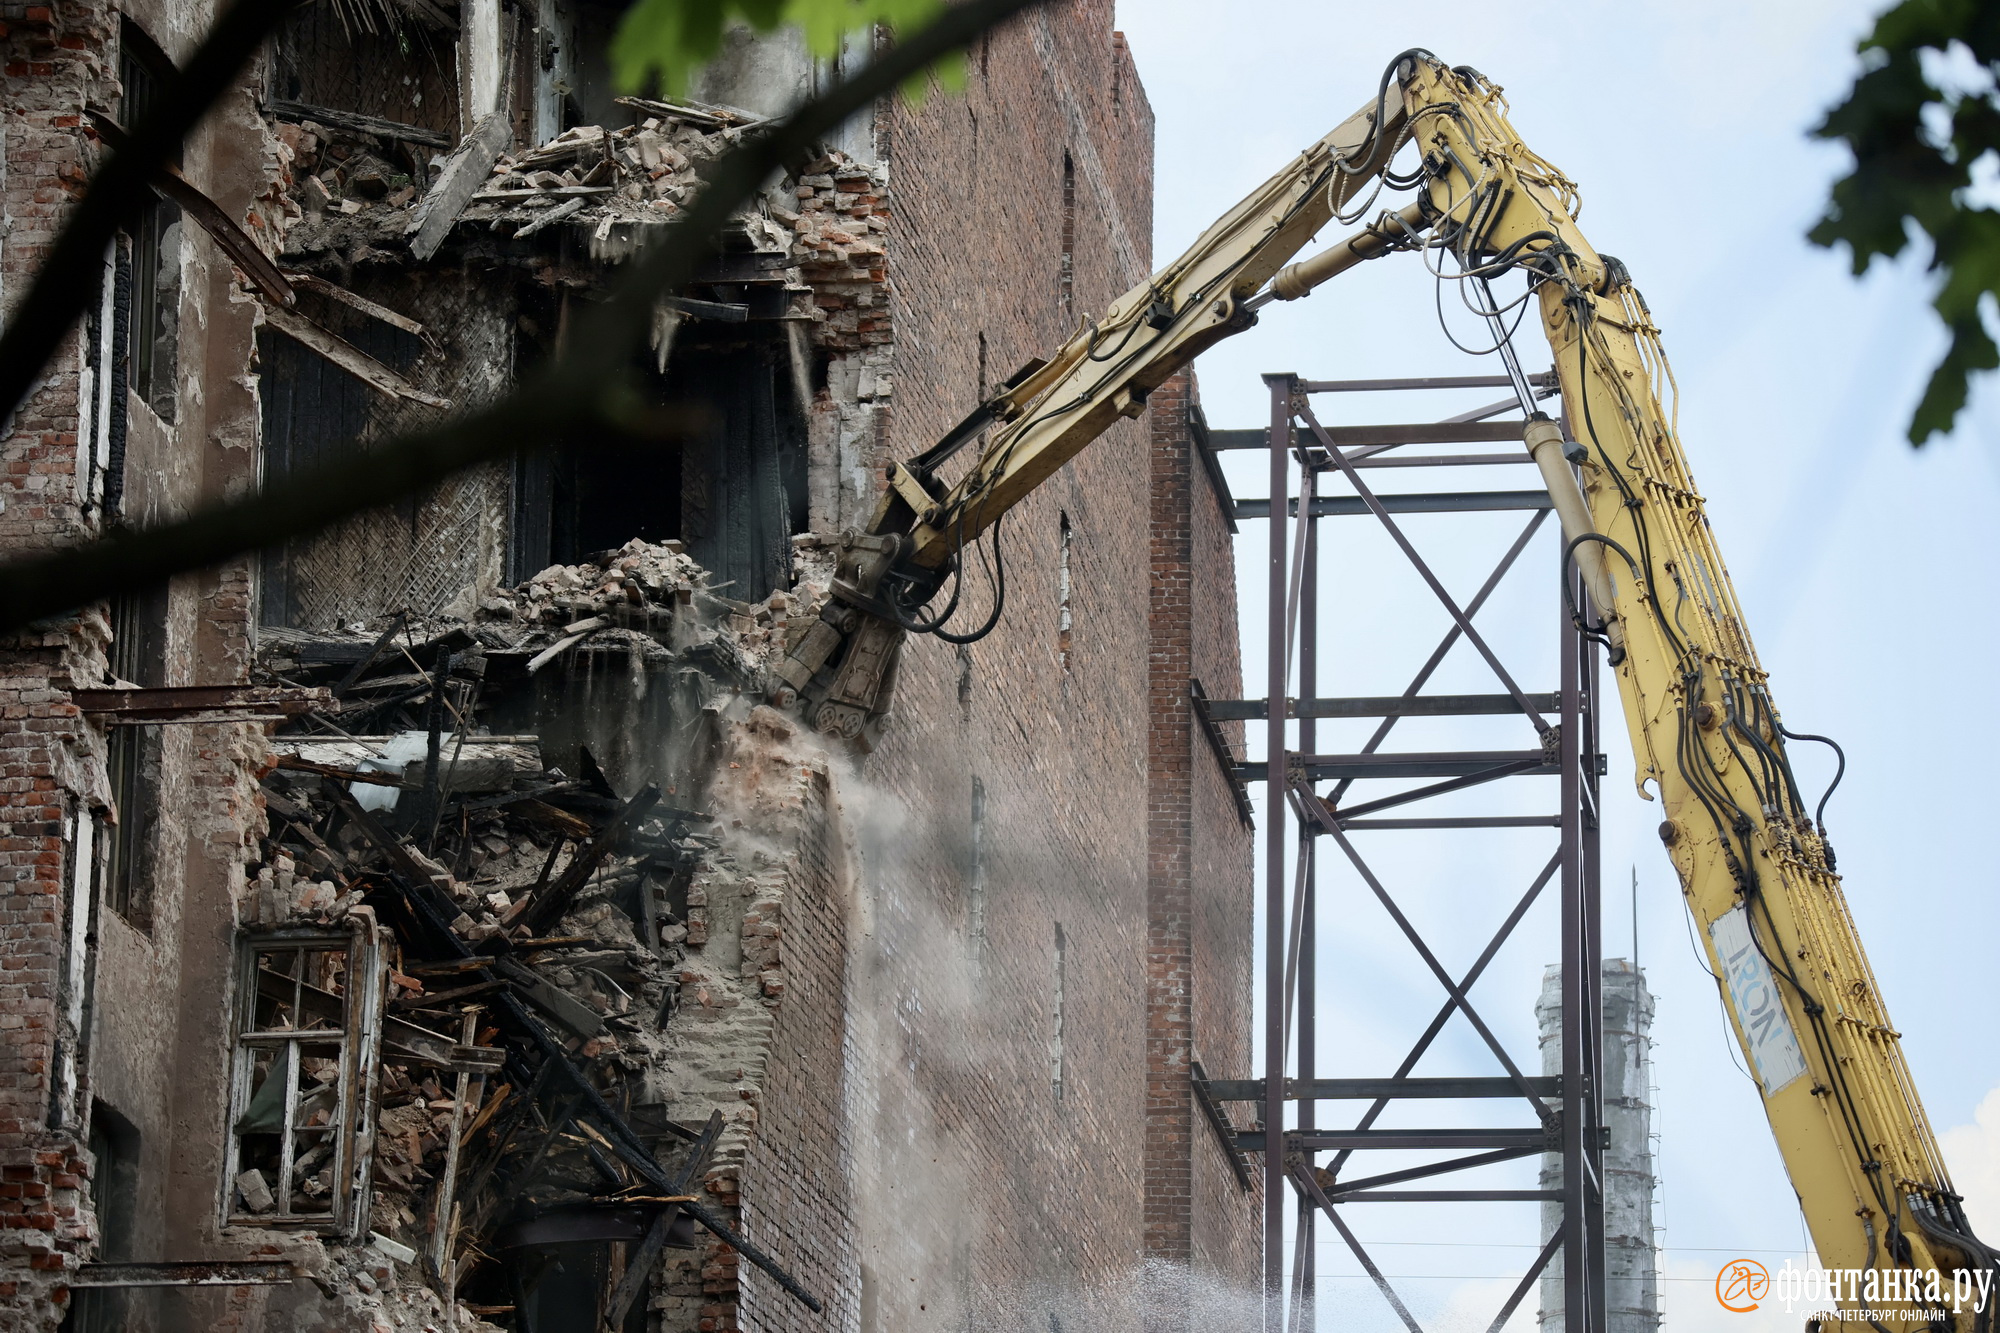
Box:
773;52;1995;1327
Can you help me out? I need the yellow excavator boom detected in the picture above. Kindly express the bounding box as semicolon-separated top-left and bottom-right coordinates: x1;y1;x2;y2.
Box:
774;53;1993;1325
1384;56;1988;1328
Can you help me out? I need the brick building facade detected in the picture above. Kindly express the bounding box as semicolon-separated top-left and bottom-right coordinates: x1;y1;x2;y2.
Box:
0;2;1257;1329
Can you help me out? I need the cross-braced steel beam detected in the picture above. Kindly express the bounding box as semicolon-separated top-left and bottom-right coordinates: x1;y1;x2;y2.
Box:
1244;370;1606;1333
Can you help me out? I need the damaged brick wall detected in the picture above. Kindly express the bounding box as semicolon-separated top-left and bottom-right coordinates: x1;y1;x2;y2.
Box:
1143;368;1259;1301
0;4;276;1328
648;709;859;1333
0;2;1259;1329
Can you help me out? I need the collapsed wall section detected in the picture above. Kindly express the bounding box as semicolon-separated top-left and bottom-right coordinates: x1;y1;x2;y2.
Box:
0;5;1261;1331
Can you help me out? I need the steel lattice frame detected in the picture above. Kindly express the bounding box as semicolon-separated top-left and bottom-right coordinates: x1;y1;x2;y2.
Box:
1208;371;1608;1333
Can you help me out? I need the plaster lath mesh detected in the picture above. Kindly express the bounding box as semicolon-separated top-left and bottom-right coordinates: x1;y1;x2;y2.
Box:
285;464;506;629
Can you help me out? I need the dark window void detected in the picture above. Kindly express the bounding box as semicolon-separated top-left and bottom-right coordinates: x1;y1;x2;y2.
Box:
1059;150;1076;318
270;2;462;137
63;1102;142;1333
558;0;628;131
1051;922;1067;1100
258;301;424;628
513;322;808;601
103;582;168;928
504;1242;649;1333
120;21;180;423
1057;512;1074;672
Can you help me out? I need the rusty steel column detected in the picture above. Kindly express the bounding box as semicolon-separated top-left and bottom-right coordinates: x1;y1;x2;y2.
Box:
1296;497;1319;1332
1560;560;1592;1333
1263;372;1294;1333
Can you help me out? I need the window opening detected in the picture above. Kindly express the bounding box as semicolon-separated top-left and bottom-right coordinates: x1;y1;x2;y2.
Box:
976;331;988;403
1057;512;1074;672
532;0;626;143
224;925;384;1235
77;243;124;519
957;643;973;724
55;803;100;1134
119;21;180;423
257;288;436;629
515;320;808;602
102;582;168;927
1059;151;1076;318
967;777;988;957
67;1103;141;1333
1051;923;1067;1100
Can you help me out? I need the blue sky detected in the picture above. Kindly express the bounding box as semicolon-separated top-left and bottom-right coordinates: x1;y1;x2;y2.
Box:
1114;2;2000;1328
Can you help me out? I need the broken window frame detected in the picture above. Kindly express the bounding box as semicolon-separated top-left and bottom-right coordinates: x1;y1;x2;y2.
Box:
222;921;385;1237
118;19;182;423
101;581;169;928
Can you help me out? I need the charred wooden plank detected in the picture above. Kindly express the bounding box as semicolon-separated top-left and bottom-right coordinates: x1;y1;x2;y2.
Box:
504;786;660;939
74;684;330;723
265;98;454;148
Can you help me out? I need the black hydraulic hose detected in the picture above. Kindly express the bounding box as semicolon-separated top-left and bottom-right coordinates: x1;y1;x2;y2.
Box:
1336;48;1441;175
1747;687;1813;822
1720;682;1784;815
888;510;971;635
1777;723;1847;830
926;511;1009;645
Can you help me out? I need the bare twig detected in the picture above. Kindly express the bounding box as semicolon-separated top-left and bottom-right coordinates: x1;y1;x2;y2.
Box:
0;0;1038;633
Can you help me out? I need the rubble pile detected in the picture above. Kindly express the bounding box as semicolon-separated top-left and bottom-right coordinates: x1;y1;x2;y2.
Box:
265;94;892;297
241;538;838;1326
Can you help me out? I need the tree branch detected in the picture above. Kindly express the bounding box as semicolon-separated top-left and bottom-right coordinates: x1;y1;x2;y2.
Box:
0;0;1038;634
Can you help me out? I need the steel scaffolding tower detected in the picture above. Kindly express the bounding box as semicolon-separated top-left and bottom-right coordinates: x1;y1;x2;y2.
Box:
1192;370;1609;1333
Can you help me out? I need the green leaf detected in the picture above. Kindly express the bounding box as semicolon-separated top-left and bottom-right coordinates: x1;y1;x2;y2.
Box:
1909;313;1998;443
1814;0;2000;443
613;0;947;99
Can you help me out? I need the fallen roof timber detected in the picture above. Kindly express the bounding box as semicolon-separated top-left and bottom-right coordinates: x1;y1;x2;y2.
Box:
74;684;331;723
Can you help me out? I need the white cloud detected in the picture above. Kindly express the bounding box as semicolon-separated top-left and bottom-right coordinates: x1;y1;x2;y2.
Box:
1426;1276;1535;1333
1941;1087;2000;1241
1660;1251;1816;1333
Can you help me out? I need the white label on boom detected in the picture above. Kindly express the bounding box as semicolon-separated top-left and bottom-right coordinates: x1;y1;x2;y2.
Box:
1710;905;1809;1096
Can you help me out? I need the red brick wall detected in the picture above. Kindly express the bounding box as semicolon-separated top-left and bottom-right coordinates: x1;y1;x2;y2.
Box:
0;6;272;1327
756;1;1258;1323
0;6;118;1323
1183;386;1259;1286
860;0;1163;1319
735;766;861;1333
1144;370;1259;1303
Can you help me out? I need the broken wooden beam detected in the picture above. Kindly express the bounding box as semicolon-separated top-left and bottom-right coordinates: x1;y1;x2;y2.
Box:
265;98;454;148
72;1260;303;1288
613;94;764;129
511;196;585;239
282;274;434;346
262;305;451;408
85;110;297;309
603;1112;724;1329
274;756;410;788
493;957;604;1040
507;785;661;938
409;113;513;261
74;684;330;724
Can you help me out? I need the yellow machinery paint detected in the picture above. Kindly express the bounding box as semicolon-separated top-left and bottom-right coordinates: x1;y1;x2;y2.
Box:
773;53;1993;1326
